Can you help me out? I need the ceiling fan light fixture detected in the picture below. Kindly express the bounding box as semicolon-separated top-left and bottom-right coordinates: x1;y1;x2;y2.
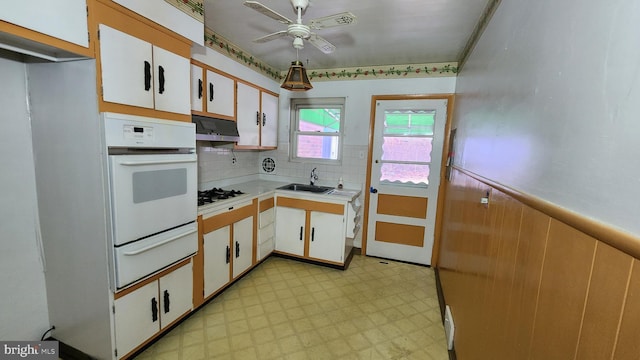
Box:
281;60;313;91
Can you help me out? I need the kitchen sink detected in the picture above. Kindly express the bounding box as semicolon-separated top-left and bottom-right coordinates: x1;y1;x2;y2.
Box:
277;183;334;194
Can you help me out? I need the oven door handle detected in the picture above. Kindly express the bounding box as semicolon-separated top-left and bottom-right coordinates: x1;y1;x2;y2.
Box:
118;159;197;166
123;229;197;256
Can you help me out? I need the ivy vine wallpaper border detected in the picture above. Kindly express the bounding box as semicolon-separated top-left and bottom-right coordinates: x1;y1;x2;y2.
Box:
164;0;204;23
204;28;458;83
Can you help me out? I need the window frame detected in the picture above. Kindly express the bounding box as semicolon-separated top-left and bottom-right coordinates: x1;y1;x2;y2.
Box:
289;97;345;165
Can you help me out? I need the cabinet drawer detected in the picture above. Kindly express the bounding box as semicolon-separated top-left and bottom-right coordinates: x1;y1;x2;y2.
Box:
258;223;274;245
259;207;275;228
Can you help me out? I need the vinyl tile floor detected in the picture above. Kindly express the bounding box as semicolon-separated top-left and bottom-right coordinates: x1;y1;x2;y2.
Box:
135;255;449;360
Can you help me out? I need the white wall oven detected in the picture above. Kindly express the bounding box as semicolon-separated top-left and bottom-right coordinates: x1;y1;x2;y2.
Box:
104;113;197;289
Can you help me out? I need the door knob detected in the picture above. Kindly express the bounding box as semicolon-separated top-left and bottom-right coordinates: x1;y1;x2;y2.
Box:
370;187;378;194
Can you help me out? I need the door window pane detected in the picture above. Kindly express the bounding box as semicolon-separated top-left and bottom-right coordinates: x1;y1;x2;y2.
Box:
380;163;430;185
381;137;433;162
379;110;435;186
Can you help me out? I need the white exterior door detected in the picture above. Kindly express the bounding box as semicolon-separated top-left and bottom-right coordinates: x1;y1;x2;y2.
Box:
99;25;154;109
366;99;448;265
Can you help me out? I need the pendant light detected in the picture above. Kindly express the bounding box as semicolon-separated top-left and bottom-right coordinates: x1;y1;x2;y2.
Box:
280;4;313;91
281;54;313;91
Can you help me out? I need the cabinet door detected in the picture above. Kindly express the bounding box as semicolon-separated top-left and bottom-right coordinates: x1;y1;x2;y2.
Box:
261;92;278;147
275;207;305;256
309;211;345;263
114;281;159;358
191;64;204;112
204;226;231;298
152;46;191;114
1;0;88;47
112;0;203;45
233;216;254;278
236;83;260;146
99;25;154;109
206;70;235;118
159;262;193;329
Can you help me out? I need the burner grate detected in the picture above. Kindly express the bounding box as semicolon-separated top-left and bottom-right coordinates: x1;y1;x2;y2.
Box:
198;187;245;206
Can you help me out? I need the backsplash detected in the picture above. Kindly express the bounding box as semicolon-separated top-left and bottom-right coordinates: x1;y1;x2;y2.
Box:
197;144;260;185
197;143;368;190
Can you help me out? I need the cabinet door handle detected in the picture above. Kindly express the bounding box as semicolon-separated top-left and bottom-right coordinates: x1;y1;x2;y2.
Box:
235;241;240;258
256;111;260;126
209;83;214;101
144;61;151;91
163;290;170;314
151;297;158;322
158;66;165;94
311;227;315;242
226;245;230;264
262;113;266;126
299;226;303;241
198;79;203;99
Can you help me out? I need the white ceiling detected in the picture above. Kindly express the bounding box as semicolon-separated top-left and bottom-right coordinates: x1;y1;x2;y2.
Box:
203;0;494;72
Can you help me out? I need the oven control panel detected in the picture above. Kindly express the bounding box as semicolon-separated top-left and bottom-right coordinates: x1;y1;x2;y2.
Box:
123;125;154;143
103;112;195;149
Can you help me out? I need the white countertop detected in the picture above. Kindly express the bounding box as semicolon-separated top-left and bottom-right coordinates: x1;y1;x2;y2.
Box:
198;179;361;216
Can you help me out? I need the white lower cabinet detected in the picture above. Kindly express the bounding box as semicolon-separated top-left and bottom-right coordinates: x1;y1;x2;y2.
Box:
114;261;193;359
202;202;255;299
275;206;306;256
203;226;231;298
308;211;345;263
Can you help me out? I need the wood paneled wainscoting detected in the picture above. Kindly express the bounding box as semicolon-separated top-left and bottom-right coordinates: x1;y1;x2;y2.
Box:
437;167;640;360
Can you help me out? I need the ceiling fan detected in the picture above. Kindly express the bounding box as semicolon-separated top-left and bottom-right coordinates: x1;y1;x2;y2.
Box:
243;0;356;54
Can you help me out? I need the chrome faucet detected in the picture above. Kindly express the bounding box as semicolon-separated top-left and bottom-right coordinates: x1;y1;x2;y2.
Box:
310;167;318;186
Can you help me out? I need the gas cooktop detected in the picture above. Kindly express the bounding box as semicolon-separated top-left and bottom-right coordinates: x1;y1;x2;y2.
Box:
197;187;246;206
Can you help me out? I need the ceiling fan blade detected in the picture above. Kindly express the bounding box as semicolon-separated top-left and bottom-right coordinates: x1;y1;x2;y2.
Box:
308;33;336;54
253;30;289;43
243;1;293;25
308;11;357;30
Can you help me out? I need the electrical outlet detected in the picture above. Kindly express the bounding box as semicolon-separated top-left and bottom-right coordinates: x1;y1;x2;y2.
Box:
359;151;365;159
231;157;237;165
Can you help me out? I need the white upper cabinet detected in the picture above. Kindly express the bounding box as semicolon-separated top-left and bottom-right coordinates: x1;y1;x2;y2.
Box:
237;82;279;148
206;70;235;119
191;64;204;112
152;46;191;114
99;25;154;109
236;82;261;147
261;92;278;147
1;0;88;47
113;0;204;45
99;25;191;115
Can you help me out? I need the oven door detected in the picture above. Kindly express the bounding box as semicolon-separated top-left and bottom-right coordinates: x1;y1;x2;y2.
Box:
114;221;197;288
109;153;197;246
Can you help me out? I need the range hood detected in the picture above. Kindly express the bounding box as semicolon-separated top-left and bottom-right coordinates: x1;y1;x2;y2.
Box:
192;115;240;143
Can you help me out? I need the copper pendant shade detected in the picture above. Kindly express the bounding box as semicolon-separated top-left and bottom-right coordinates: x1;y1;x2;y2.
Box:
281;60;313;91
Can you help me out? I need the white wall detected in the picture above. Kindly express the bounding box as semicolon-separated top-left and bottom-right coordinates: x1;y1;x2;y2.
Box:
269;77;457;188
0;54;50;340
453;0;640;236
